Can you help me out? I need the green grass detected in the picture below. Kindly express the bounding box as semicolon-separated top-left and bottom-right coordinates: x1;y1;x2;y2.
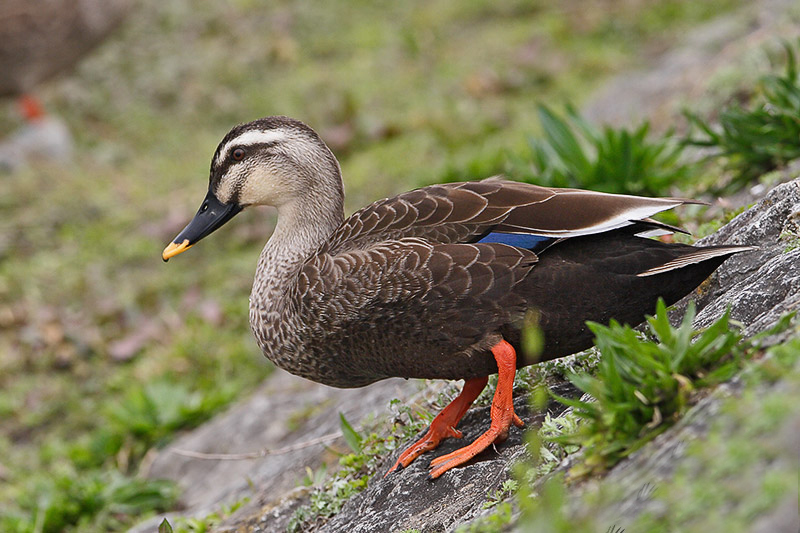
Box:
1;471;179;533
684;39;800;192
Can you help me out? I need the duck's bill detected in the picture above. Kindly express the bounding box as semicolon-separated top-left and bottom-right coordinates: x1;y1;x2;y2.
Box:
162;191;242;261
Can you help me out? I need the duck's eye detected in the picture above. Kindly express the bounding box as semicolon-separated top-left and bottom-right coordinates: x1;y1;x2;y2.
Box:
232;148;246;161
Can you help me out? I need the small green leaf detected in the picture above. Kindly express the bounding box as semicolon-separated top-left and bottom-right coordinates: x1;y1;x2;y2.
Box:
339;413;363;454
159;518;174;533
522;310;545;362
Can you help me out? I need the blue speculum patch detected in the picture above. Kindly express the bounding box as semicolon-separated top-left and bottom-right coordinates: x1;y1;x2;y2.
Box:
477;232;554;252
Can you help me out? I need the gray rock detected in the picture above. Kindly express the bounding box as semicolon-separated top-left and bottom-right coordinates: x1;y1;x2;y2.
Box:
582;0;800;130
316;381;578;533
680;178;800;340
558;177;800;531
128;373;421;533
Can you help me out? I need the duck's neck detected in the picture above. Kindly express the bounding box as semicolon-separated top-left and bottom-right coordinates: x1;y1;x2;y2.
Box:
250;188;344;312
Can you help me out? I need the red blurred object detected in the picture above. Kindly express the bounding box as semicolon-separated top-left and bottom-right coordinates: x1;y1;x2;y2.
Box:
18;94;45;121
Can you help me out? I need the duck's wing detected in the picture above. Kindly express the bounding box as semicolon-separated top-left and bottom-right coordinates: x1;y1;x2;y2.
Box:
323;178;698;255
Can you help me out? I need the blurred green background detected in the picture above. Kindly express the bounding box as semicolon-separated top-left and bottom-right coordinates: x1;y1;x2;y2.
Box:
4;0;790;531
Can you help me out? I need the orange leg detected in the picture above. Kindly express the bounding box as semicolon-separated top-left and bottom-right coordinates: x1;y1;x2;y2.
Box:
386;375;489;476
429;340;524;479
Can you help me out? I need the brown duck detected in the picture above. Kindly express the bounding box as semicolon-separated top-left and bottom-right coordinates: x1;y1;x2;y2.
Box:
0;0;130;97
163;116;751;478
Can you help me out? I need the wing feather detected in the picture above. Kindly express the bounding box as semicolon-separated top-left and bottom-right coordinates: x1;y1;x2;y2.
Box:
323;178;695;255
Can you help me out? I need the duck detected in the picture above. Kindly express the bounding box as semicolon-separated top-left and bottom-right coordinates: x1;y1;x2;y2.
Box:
0;0;131;98
0;0;130;170
162;116;752;479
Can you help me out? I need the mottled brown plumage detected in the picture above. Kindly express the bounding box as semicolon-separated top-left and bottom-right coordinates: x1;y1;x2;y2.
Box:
163;116;753;477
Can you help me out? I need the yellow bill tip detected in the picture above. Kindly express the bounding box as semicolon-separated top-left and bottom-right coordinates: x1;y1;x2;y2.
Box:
162;239;193;262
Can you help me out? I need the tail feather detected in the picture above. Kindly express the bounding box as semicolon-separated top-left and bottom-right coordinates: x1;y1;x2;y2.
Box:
636;245;756;277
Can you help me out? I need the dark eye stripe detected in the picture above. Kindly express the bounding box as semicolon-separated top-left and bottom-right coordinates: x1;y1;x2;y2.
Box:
210;141;281;191
227;141;278;162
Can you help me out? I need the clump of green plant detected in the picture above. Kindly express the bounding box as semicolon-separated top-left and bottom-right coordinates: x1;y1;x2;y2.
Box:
483;479;520;510
439;104;692;196
0;374;256;533
455;502;514;533
0;471;178;533
531;411;581;478
526;104;692;195
387;396;436;441
552;299;753;477
169;497;249;533
684;39;800;191
509;328;799;533
69;379;243;471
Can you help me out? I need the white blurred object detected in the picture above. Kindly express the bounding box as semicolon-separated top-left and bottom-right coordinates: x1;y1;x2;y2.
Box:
0;96;73;172
0;0;132;173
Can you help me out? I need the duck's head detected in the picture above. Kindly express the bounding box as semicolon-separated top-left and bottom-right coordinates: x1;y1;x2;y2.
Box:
162;116;342;261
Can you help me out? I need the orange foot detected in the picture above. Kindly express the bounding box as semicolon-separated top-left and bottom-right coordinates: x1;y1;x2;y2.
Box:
429;340;524;479
386;375;488;476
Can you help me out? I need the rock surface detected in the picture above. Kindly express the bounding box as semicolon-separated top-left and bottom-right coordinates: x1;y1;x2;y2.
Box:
583;0;800;130
129;374;422;533
563;177;800;531
227;380;578;533
317;381;578;533
690;178;800;339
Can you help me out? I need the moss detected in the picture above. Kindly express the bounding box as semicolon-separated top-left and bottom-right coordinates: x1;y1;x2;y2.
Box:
455;502;513;533
170;496;250;533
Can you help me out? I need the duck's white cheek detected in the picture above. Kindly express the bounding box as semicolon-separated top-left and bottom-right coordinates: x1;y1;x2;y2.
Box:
239;165;285;206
